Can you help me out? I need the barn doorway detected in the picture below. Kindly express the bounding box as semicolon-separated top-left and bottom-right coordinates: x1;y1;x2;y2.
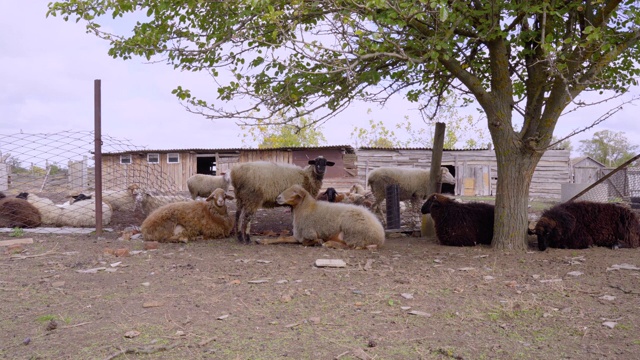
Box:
196;155;217;175
441;165;456;195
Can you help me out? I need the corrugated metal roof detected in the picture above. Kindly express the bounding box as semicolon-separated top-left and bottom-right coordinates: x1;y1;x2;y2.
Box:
358;146;491;151
102;145;356;155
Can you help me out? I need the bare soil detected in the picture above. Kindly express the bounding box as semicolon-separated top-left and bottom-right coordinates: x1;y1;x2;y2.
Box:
2;205;640;360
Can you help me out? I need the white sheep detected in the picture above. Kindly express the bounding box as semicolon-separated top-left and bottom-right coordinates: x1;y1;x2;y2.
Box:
140;192;192;215
20;192;112;227
367;166;456;220
91;184;141;211
258;184;385;249
230;156;335;244
187;173;231;200
141;188;234;243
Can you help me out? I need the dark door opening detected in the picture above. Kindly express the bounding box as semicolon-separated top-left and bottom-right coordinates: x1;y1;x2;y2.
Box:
196;156;217;175
441;165;456;195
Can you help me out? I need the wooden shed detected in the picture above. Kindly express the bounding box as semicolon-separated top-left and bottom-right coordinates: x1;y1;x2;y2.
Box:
99;145;356;192
355;147;571;200
571;156;606;184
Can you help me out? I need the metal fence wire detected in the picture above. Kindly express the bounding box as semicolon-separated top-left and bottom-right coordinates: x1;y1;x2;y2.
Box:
0;130;188;235
569;154;640;210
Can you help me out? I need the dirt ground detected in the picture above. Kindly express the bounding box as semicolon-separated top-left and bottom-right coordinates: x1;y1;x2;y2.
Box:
2;203;640;360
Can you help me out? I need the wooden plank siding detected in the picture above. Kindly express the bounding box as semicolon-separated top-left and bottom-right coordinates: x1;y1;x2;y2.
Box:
355;148;570;200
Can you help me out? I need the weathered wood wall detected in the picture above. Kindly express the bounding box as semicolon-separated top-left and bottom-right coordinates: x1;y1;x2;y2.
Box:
355;148;570;200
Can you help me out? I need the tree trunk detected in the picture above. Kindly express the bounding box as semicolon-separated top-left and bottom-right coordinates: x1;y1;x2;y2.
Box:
491;144;542;251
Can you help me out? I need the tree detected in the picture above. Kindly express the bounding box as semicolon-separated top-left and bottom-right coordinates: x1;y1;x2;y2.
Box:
551;136;573;154
48;1;640;250
578;130;638;167
240;116;327;148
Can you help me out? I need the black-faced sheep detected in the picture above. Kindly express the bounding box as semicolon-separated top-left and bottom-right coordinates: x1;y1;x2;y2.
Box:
531;201;640;251
368;167;456;220
421;193;494;247
259;184;384;249
0;192;42;228
141;188;234;243
19;192;112;227
230;156;335;244
187;173;231;200
317;187;342;202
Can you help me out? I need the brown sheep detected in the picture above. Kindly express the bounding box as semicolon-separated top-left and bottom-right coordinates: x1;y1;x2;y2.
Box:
0;192;42;228
141;188;234;243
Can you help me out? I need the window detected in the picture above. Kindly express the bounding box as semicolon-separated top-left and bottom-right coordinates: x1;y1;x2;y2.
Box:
120;154;131;164
167;153;180;164
147;153;160;164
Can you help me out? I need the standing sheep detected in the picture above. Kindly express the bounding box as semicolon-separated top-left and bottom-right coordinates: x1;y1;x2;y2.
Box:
231;156;335;244
0;192;42;228
421;193;494;246
531;201;640;251
259;185;385;249
187;173;231;200
141;188;234;243
368;166;456;220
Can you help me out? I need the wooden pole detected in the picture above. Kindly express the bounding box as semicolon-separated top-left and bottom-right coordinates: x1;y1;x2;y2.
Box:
94;79;103;236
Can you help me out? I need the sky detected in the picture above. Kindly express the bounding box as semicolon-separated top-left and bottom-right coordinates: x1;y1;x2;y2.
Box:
1;1;639;158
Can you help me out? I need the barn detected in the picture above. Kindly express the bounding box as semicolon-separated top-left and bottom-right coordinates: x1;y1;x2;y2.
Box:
355;147;571;200
99;146;357;193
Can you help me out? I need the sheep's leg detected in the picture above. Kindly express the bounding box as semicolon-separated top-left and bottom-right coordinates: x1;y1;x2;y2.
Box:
322;232;349;249
240;210;254;244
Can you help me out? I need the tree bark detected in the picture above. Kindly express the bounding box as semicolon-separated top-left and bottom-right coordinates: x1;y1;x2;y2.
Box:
491;141;542;251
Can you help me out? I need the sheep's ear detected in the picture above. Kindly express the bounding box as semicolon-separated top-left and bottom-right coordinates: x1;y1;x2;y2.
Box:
326;161;335;166
225;193;234;200
308;159;316;165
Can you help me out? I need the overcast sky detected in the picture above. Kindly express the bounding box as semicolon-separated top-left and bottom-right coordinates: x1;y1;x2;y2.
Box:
2;1;639;157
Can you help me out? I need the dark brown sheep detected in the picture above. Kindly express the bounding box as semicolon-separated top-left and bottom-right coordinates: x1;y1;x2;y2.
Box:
421;193;494;247
0;192;42;228
531;201;640;251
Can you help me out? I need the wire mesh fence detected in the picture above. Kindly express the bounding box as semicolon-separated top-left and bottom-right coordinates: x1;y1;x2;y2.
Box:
0;130;190;235
568;154;640;210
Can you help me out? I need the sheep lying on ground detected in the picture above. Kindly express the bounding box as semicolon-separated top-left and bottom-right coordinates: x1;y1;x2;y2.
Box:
187;173;231;200
368;167;456;221
19;192;112;227
140;192;192;215
231;156;335;244
141;188;234;243
258;185;384;249
317;186;373;207
0;192;42;228
421;193;494;246
89;184;141;212
531;201;640;251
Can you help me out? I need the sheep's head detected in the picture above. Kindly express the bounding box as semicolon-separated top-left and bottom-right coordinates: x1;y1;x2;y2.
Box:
206;188;234;214
350;184;365;195
16;192;30;200
440;167;456;185
308;156;335;177
277;184;308;207
532;209;576;251
421;193;452;214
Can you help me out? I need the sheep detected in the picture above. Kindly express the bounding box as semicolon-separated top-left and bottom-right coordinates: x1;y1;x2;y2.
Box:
231;156;335;244
18;192;112;227
187;173;231;200
89;184;141;212
0;192;42;228
421;193;494;247
350;183;366;195
258;184;385;249
368;167;456;221
317;187;342;202
141;188;234;243
140;192;192;215
530;201;640;251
